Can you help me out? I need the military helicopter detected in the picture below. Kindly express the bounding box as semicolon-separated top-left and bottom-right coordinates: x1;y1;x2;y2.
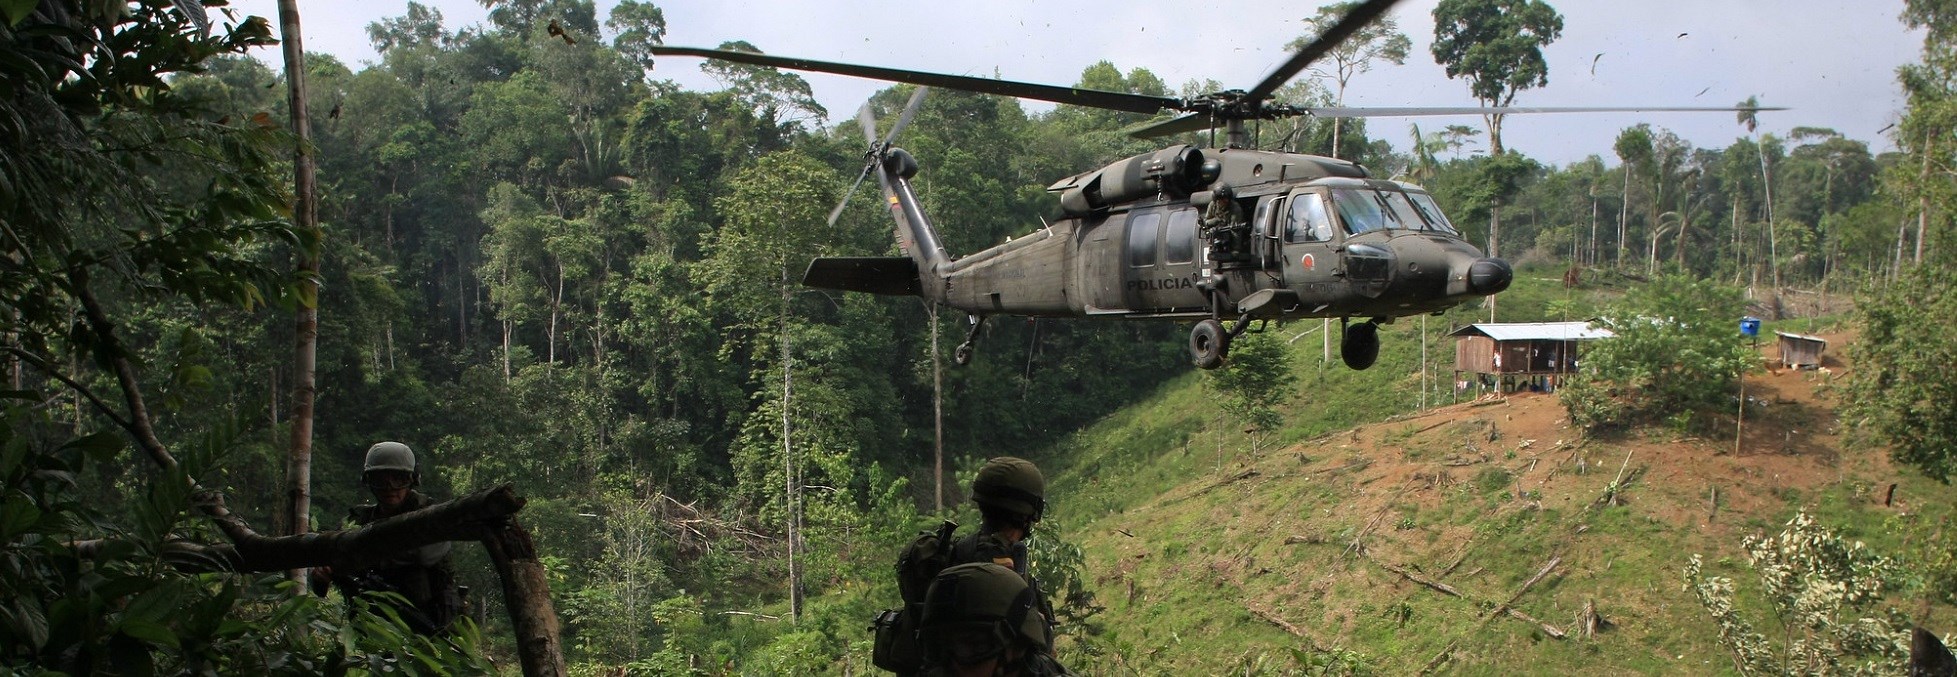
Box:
650;0;1772;370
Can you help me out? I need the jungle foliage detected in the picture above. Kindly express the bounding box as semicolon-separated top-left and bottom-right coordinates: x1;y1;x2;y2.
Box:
2;0;1954;672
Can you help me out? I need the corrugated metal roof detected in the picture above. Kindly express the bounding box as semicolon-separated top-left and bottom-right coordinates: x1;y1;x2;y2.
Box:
1774;331;1827;345
1447;321;1615;342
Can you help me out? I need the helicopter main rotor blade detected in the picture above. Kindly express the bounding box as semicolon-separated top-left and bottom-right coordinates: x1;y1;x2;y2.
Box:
1302;104;1791;118
1123;113;1218;139
1244;0;1404;105
647;45;1181;115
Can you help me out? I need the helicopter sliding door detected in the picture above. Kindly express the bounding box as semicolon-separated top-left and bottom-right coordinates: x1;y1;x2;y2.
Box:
1119;207;1205;314
1276;189;1343;308
1077;207;1206;315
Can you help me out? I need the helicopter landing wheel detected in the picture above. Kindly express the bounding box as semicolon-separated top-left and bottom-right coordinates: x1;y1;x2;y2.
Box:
953;343;974;366
1190;319;1229;370
1341;320;1380;371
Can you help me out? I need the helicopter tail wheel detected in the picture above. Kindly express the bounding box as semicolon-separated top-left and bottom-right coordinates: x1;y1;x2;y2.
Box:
1341;320;1380;371
1190;319;1229;370
953;343;974;366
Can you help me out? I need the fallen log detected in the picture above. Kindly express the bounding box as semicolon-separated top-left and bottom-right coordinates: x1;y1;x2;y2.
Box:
1371;556;1463;598
199;484;526;573
1504;607;1567;639
1246;603;1330;654
1487;557;1562;621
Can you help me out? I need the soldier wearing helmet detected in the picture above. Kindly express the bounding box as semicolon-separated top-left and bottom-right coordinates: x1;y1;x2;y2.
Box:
918;562;1069;676
954;457;1058;661
955;457;1046;574
876;457;1057;674
308;442;460;635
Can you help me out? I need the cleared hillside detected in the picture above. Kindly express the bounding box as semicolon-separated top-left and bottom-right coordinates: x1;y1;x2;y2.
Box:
1040;329;1951;674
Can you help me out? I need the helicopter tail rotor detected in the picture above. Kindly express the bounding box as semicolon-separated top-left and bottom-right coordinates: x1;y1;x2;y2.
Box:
828;86;931;226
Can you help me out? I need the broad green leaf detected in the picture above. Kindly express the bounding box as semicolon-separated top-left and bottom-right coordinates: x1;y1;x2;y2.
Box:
0;498;43;539
0;0;35;27
117;619;180;649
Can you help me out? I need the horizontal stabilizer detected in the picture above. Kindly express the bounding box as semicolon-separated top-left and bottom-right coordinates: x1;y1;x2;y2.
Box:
802;257;920;296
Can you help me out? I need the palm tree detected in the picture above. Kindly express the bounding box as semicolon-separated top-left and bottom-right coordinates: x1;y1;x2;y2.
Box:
1737;96;1780;289
1403;123;1443;184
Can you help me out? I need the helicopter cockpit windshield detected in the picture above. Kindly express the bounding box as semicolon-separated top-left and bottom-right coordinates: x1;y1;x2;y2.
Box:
1327;187;1460;237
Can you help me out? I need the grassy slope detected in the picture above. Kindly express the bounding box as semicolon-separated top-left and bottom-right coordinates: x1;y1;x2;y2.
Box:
1031;276;1952;674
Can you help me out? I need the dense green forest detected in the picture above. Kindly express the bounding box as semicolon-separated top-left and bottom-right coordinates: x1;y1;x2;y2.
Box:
3;0;1955;673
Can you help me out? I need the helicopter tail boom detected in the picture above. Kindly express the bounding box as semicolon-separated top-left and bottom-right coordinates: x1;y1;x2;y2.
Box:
873;148;951;302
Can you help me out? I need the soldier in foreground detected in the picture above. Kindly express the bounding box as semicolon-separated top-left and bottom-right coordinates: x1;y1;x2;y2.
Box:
309;441;461;635
876;457;1058;673
917;562;1069;676
953;457;1047;574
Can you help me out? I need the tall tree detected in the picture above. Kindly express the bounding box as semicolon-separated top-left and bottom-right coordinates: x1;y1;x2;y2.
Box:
1296;2;1410;158
606;0;667;76
1737;96;1782;288
699;151;841;620
1431;0;1563;259
1894;0;1957;265
276;0;321;567
1613;124;1653;269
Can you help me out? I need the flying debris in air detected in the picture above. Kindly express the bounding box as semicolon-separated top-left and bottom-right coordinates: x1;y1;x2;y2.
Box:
1590;53;1603;76
1677;32;1689;38
548;19;576;45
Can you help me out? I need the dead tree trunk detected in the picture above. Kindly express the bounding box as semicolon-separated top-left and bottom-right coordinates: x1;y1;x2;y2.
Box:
483;519;568;677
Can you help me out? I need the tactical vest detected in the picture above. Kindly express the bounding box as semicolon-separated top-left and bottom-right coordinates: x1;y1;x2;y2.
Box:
873;521;1057;674
346;491;460;634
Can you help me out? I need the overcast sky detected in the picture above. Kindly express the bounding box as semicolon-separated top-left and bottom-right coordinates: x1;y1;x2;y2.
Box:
232;0;1922;167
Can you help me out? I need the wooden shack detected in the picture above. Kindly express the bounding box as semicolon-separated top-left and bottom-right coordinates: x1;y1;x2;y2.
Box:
1448;321;1614;393
1775;331;1827;369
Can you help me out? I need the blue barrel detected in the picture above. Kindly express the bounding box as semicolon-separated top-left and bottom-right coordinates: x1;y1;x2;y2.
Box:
1739;316;1761;337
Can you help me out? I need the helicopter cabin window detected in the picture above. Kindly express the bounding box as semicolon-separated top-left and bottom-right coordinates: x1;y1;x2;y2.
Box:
1406;193;1459;235
1330;188;1393;234
1164;209;1198;264
1285;192;1334;243
1127;211;1162;267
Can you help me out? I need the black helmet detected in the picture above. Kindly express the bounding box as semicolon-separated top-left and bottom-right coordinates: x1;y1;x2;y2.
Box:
919;562;1048;666
971;457;1045;521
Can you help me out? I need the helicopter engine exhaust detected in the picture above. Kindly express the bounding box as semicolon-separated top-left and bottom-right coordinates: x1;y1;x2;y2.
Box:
1057;145;1208;215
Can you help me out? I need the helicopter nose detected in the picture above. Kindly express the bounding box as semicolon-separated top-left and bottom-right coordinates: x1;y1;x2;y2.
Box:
1467;257;1513;295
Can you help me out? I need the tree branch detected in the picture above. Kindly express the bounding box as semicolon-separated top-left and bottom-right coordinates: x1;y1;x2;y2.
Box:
72;484;526;573
69;267;178;476
6;346;133;431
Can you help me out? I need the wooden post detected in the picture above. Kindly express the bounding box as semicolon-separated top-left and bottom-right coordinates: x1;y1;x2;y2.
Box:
1736;333;1755;455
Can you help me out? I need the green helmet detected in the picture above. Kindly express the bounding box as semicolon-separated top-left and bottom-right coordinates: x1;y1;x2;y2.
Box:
363;441;417;475
972;457;1045;521
918;562;1047;666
